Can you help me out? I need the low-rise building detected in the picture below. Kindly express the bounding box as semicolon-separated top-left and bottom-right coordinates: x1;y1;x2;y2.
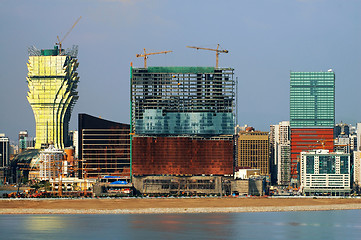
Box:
300;150;351;196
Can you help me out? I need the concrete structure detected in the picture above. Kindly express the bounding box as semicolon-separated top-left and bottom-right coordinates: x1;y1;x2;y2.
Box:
354;151;361;188
131;66;235;178
290;71;335;184
39;145;65;181
132;176;231;196
300;150;350;196
234;169;261;179
49;177;96;192
270;121;291;185
357;123;361;151
27;45;79;149
69;130;78;159
131;67;235;136
350;134;357;152
236;131;269;176
334;134;350;153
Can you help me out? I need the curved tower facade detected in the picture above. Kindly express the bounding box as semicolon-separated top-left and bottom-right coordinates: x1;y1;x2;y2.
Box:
27;46;79;149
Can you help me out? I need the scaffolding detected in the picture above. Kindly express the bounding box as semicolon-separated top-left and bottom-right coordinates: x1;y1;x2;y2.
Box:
27;46;79;149
131;67;235;136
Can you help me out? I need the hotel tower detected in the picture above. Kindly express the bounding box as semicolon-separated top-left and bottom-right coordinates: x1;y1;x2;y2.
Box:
27;45;79;149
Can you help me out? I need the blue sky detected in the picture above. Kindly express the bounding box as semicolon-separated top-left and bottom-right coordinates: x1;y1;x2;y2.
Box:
0;0;361;142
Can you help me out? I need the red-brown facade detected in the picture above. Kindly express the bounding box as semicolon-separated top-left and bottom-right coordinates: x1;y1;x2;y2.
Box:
290;128;334;180
132;137;234;176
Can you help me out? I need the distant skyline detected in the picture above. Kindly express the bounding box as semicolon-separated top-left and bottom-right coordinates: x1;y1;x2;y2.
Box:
1;0;360;142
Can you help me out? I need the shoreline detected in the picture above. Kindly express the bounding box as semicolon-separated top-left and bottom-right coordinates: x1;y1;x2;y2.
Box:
2;197;361;215
2;205;361;215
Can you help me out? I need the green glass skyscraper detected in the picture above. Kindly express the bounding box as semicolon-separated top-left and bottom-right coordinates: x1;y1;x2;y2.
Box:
290;71;335;128
289;70;335;184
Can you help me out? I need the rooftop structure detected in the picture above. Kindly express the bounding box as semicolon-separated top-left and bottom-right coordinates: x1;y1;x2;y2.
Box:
27;45;79;149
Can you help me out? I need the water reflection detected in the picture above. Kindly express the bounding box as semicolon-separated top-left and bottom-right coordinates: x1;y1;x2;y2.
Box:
1;210;361;240
24;215;67;232
130;214;233;239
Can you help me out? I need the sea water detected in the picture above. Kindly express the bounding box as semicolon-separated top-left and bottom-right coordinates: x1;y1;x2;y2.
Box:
1;210;361;239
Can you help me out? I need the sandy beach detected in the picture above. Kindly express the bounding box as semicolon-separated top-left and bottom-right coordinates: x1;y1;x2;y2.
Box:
1;197;361;214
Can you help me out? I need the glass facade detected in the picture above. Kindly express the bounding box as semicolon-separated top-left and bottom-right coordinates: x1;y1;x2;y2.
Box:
319;155;335;174
135;109;234;135
306;156;314;174
290;72;335;128
340;156;349;174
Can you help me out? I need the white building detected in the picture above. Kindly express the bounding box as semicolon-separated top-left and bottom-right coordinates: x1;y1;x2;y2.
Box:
270;121;290;185
300;150;351;196
69;130;78;159
39;145;66;181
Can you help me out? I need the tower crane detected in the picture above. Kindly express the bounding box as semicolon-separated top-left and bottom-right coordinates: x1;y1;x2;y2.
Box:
56;16;82;54
186;44;228;68
136;48;172;68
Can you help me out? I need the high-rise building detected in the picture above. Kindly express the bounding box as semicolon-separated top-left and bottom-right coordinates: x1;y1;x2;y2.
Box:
354;151;361;188
78;114;131;180
290;71;335;185
270;121;291;185
131;67;235;176
237;131;269;176
27;45;79;149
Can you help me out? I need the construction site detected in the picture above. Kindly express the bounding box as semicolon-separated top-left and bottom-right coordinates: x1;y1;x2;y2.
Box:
128;45;238;195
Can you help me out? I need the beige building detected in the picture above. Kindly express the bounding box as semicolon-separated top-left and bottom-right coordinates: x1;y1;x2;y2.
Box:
354;151;361;187
237;131;269;176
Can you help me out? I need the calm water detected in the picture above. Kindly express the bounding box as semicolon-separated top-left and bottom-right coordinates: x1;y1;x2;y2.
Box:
1;210;361;240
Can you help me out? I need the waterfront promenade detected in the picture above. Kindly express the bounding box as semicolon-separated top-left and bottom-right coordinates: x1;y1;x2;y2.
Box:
2;197;361;214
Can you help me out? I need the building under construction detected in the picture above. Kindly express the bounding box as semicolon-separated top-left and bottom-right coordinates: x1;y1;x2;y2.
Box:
27;45;79;149
131;66;236;195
